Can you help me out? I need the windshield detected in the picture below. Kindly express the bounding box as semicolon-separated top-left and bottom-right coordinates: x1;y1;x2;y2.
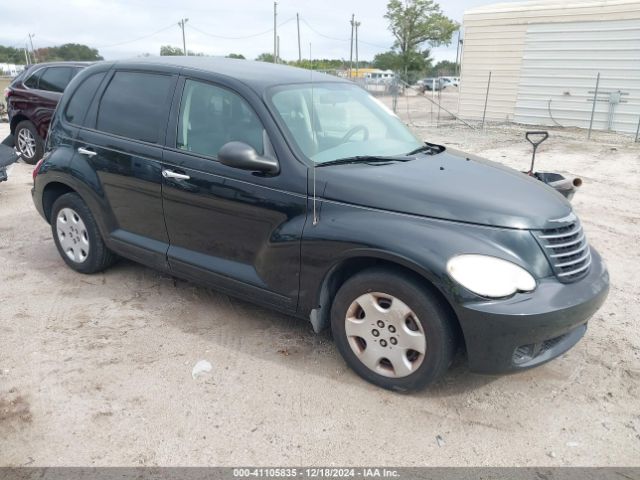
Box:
269;83;423;164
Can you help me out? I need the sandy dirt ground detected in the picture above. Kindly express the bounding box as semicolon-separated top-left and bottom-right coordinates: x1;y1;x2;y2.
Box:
0;102;639;467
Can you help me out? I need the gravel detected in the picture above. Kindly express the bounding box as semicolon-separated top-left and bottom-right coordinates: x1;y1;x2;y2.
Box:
0;116;638;466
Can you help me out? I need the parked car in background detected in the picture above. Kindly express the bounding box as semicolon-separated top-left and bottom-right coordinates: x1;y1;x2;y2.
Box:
5;61;88;164
32;58;609;391
418;77;446;92
440;76;460;87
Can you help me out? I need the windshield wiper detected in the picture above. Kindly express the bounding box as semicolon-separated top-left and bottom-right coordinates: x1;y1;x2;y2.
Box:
406;143;445;156
316;155;411;167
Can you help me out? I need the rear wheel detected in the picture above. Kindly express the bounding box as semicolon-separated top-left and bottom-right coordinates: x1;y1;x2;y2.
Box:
51;193;116;273
331;268;456;391
15;120;44;165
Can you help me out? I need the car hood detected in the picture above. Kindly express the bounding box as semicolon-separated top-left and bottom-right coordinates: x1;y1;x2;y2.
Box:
318;148;572;230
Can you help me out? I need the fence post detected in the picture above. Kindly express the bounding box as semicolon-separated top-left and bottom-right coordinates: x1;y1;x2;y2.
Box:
481;71;492;130
635;115;640;143
588;72;600;140
437;83;442;127
391;75;399;113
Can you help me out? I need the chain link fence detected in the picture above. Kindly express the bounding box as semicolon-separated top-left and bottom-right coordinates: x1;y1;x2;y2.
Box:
343;70;640;143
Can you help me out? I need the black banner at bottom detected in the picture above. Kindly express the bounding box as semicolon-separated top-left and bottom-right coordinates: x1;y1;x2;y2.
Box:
0;468;638;480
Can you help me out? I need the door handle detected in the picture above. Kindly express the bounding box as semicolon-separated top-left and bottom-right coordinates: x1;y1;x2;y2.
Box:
162;169;190;180
77;147;97;157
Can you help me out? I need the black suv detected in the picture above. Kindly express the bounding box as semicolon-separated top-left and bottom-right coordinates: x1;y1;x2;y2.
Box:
6;61;88;163
32;58;609;391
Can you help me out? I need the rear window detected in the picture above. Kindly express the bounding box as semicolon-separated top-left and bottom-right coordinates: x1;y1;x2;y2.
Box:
64;72;106;126
39;67;75;93
96;71;173;143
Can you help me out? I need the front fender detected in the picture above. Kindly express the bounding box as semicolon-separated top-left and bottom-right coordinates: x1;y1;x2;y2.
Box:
298;200;552;320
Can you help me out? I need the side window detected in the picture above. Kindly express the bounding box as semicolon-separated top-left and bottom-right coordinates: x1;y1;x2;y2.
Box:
39;67;74;93
177;79;264;158
24;68;44;89
96;71;173;143
64;72;106;126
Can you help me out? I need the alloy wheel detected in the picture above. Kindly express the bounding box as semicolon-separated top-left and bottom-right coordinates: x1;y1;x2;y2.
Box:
17;127;36;159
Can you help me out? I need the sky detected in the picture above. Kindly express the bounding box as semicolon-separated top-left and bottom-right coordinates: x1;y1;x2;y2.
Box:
0;0;523;63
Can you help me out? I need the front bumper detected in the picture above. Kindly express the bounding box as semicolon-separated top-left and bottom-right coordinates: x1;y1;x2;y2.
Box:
454;247;609;374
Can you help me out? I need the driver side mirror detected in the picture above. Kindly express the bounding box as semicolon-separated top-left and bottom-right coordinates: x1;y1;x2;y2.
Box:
218;141;279;175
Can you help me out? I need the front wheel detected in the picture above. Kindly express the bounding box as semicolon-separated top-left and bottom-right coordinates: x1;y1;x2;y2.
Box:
15;120;44;165
331;268;456;391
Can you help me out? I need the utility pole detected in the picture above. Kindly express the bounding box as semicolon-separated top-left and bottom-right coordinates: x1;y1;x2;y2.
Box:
178;18;189;55
355;20;361;79
28;33;36;63
24;44;30;65
277;35;280;64
349;14;355;78
273;2;278;63
454;30;461;76
296;13;302;63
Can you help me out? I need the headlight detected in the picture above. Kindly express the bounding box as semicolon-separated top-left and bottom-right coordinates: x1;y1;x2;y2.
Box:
446;254;536;298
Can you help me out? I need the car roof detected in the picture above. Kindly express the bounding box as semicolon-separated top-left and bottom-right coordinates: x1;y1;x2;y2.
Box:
26;61;92;71
111;56;348;94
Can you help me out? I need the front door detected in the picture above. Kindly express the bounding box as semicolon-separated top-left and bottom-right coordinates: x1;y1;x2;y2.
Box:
161;78;306;311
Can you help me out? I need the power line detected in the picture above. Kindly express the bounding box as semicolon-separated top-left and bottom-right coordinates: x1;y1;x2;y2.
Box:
5;38;29;49
187;16;295;41
300;17;388;49
301;18;348;42
95;23;177;49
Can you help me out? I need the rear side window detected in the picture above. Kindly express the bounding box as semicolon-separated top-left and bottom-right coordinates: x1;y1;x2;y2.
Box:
39;67;75;93
64;72;106;125
24;68;44;89
96;71;173;143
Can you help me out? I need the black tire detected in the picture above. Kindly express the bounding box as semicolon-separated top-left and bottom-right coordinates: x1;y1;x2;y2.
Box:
15;120;44;165
331;267;456;392
50;193;116;274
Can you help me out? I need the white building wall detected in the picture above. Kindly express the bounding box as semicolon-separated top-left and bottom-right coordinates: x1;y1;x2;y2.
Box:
458;0;640;134
514;19;640;133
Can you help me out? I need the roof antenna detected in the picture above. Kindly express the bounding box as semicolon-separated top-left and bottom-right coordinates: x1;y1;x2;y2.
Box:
310;42;319;226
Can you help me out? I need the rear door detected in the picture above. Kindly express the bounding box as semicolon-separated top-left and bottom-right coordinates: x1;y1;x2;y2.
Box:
161;77;307;311
74;68;177;269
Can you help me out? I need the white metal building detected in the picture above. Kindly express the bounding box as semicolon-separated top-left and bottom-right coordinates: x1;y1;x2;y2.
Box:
458;0;640;134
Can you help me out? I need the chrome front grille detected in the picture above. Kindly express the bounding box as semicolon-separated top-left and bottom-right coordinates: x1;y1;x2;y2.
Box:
534;220;591;283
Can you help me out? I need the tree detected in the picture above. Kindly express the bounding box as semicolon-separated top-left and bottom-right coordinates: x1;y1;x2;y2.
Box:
255;52;275;63
429;59;457;76
160;45;184;56
373;49;432;83
0;45;27;64
35;43;103;62
384;0;458;79
372;51;402;71
226;53;245;59
289;58;347;70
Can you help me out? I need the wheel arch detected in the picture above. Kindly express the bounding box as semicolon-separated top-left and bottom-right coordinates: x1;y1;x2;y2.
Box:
41;181;78;223
10;114;29;134
309;252;465;349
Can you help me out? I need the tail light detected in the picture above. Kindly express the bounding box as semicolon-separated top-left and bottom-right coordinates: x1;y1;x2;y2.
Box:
3;87;11;99
32;157;45;181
